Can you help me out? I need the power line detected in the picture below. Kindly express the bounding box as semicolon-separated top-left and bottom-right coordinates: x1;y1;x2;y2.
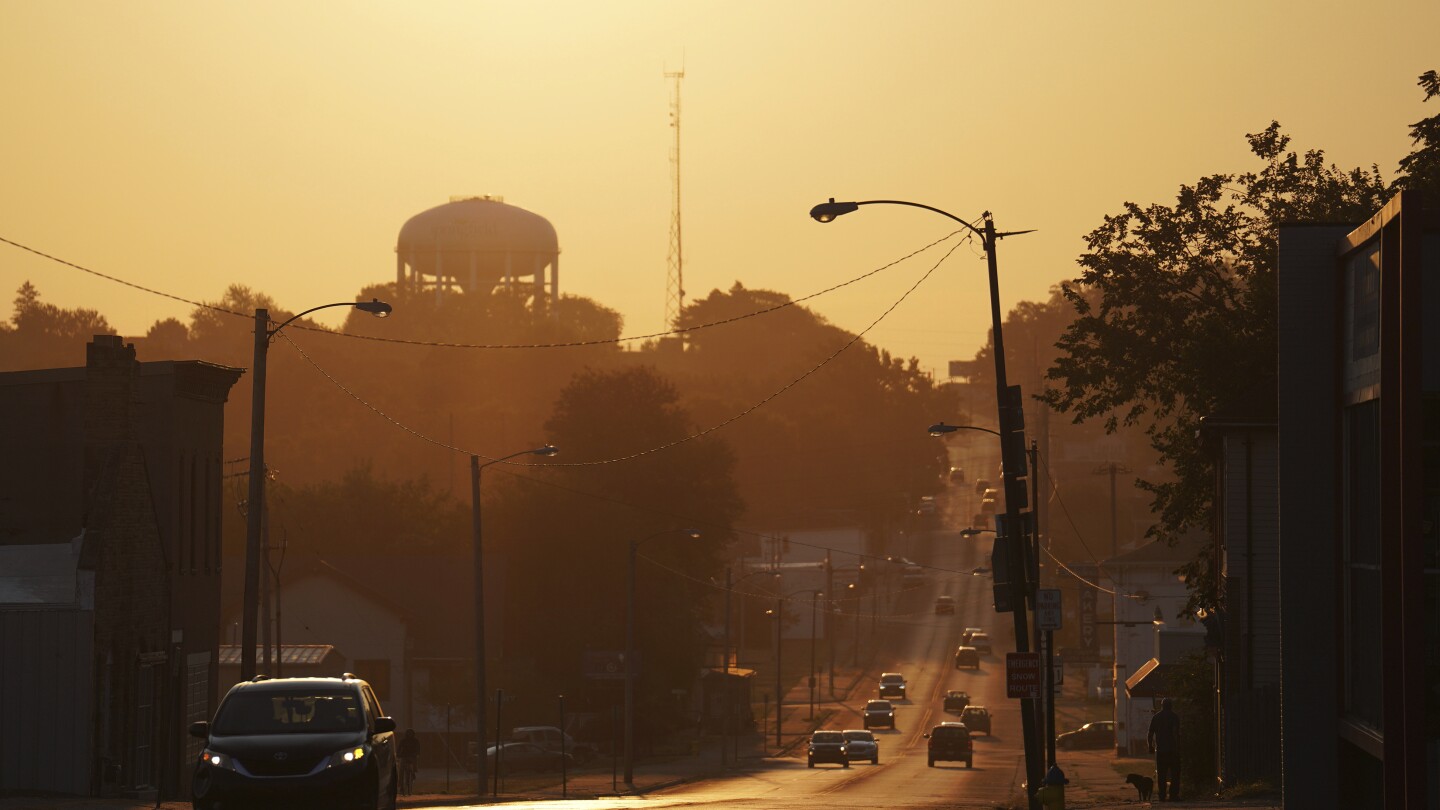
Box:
1;231;962;350
279;237;963;468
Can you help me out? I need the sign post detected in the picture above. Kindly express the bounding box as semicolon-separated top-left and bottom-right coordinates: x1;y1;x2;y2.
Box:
1034;589;1062;766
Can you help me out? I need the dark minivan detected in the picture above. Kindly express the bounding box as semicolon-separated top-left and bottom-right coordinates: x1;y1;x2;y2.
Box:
190;675;397;810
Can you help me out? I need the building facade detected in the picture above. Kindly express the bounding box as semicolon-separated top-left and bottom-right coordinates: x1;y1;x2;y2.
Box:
0;336;241;799
1277;191;1438;808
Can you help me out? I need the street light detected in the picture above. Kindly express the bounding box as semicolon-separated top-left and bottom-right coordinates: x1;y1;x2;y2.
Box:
625;527;702;785
928;421;1001;438
467;444;558;796
812;197;1043;806
771;587;821;747
723;567;779;769
242;298;391;682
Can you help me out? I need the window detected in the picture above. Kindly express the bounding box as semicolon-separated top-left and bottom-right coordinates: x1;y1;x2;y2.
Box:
1343;399;1383;730
213;690;363;735
355;660;391;701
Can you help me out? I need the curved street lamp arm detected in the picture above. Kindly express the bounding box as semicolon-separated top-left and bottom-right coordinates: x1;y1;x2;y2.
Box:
853;200;984;236
267;299;392;339
475;444;559;472
929;421;1002;438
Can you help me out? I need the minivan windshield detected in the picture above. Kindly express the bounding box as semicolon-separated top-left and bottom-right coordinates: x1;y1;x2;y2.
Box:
213;689;364;735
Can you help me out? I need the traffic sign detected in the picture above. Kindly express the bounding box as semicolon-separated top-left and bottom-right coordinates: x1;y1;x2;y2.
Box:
1036;588;1062;631
1006;652;1042;699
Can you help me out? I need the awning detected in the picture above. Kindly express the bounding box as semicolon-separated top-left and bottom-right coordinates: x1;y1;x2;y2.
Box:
219;644;340;666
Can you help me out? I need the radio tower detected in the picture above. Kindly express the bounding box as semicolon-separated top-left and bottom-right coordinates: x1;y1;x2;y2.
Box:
664;68;685;330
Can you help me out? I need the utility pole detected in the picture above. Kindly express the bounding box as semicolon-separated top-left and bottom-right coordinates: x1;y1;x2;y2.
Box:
1094;460;1131;761
825;551;834;694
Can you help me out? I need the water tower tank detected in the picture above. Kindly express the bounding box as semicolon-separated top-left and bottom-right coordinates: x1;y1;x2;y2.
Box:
395;196;559;302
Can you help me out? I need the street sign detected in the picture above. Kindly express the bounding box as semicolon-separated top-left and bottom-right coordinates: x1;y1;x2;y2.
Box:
583;650;630;680
1036;588;1062;631
1052;657;1064;686
1006;652;1042;699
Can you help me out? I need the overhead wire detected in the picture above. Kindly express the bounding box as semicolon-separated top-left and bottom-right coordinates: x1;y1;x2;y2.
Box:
0;230;963;350
279;235;966;467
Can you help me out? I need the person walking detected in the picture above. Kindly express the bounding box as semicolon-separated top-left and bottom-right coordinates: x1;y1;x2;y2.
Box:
1147;697;1181;801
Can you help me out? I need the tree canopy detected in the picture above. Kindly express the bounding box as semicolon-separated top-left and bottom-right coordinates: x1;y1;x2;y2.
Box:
1042;71;1440;609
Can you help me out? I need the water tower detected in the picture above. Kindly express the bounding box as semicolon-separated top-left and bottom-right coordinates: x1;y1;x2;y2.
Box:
395;195;559;304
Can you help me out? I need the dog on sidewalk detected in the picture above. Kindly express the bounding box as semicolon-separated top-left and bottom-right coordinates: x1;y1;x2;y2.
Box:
1125;773;1154;801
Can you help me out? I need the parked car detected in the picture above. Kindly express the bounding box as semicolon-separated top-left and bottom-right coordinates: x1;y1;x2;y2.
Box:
841;729;880;764
942;690;970;713
924;722;973;768
934;595;955;615
807;730;849;768
954;646;980;670
511;725;596;764
960;706;991;736
969;632;993;654
863;699;896;729
485;741;574;773
1057;720;1115;750
878;672;907;699
189;675;397;810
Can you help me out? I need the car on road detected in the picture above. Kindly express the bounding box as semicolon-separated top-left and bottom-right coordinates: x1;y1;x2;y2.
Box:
189;674;398;810
942;690;970;713
970;632;993;654
974;478;991;496
961;627;984;645
511;725;596;764
960;706;992;736
485;741;574;773
841;729;880;764
863;699;896;729
807;730;849;768
878;672;907;699
934;595;955;615
953;646;980;670
924;722;973;768
948;466;965;482
1057;720;1116;750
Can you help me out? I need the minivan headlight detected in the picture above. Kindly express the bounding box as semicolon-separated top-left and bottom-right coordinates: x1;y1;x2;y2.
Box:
327;744;370;767
200;749;235;771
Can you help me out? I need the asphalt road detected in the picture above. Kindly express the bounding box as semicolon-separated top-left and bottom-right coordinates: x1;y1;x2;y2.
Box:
402;437;1029;809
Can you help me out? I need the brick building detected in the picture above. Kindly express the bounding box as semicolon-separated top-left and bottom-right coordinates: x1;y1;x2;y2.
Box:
0;336;241;799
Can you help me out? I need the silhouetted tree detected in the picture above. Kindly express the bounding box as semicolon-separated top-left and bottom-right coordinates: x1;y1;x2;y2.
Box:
1041;123;1389;611
1394;69;1440;199
0;282;114;370
490;365;742;707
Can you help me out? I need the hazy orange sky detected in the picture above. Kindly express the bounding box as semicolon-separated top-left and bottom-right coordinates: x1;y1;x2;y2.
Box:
2;1;1435;377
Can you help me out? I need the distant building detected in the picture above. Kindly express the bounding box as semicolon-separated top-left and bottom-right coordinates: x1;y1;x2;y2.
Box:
0;336;241;799
1277;191;1438;807
220;552;484;747
1106;538;1205;757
